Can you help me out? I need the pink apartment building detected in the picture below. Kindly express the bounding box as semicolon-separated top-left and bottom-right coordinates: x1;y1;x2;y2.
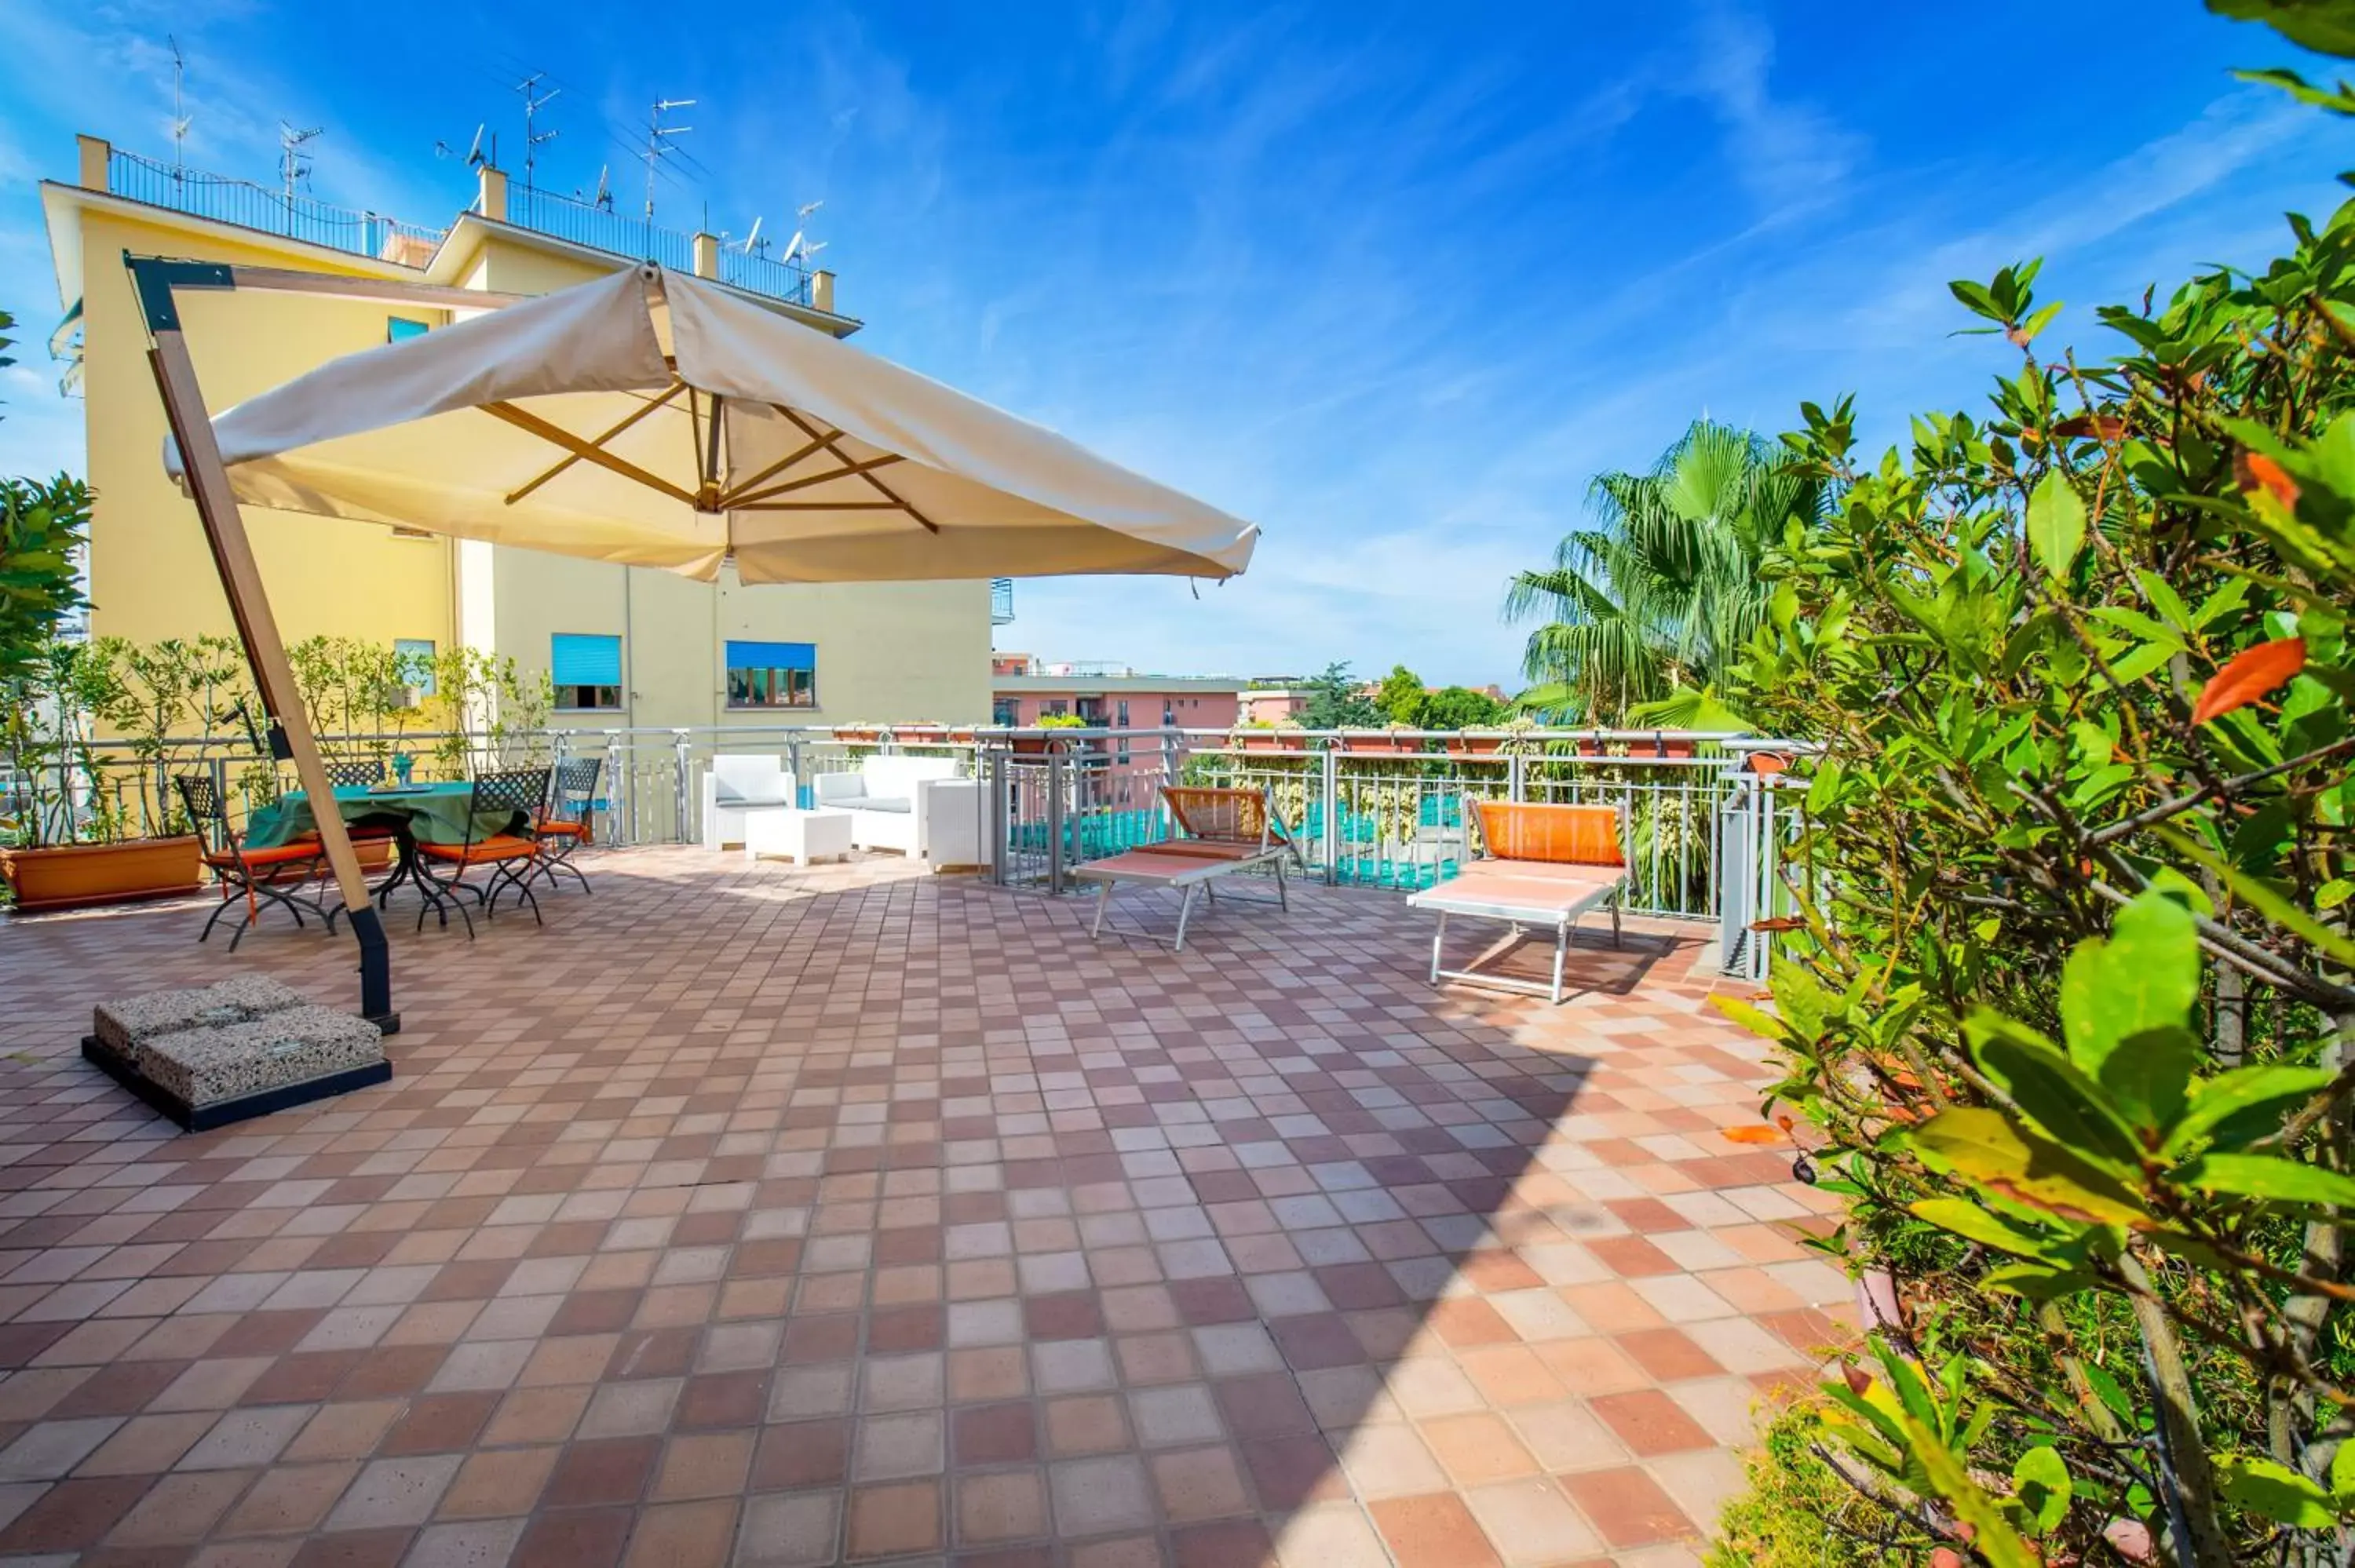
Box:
990;656;1243;775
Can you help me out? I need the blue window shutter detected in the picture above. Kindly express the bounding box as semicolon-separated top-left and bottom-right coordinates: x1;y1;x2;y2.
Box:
552;633;623;687
724;640;815;671
388;317;429;343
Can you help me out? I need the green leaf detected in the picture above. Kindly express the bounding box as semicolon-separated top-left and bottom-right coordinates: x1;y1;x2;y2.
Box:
2057;892;2199;1124
1897;1409;2044;1568
2013;1446;2071;1534
1982;1262;2104;1300
1708;994;1784;1041
2331;1438;2355;1501
1908;1107;2149;1227
1908;1197;2067;1260
2161;1064;2335;1158
1966;1012;2144;1167
2028;471;2087;581
2179;1153;2355;1209
2155;825;2355;971
2217;1453;2335;1530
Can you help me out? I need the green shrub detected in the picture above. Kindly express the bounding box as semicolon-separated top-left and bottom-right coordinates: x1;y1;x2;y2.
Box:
1711;8;2355;1563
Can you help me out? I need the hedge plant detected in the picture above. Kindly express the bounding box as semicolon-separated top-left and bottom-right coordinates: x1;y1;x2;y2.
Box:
1714;5;2355;1562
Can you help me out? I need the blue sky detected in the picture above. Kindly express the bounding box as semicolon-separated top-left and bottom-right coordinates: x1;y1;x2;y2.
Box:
0;2;2347;686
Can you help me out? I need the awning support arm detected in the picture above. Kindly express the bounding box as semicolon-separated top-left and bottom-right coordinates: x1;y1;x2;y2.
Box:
770;403;940;533
124;252;398;1033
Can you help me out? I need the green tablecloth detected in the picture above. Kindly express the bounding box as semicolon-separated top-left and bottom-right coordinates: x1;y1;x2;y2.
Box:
245;782;520;849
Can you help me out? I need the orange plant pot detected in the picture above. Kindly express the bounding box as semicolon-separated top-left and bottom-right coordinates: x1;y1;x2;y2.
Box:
2;836;205;914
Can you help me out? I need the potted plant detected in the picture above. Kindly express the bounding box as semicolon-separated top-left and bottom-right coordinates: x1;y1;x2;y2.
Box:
1015;713;1090;755
1338;725;1423;756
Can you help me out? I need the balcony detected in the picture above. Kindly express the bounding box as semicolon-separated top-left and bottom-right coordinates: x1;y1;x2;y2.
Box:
104;147;447;265
98;147;822;310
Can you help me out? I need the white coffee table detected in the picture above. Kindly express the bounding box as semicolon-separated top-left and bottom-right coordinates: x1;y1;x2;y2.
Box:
743;807;855;866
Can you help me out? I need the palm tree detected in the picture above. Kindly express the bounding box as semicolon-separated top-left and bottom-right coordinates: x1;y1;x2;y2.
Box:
1504;419;1820;727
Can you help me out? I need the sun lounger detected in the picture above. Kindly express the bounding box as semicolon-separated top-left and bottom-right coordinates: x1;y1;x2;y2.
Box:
1072;786;1298;949
1408;800;1627;1003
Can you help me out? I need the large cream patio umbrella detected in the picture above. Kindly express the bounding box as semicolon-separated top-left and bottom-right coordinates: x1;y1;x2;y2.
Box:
172;261;1259;582
129;256;1259;1030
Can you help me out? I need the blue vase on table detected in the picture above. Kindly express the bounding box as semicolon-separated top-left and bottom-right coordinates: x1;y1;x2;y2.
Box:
392;753;414;788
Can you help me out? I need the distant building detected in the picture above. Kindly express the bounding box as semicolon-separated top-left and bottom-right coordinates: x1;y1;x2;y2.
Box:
990;655;1243;775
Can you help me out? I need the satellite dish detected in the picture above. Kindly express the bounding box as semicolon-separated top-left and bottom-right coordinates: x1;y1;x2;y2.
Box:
593;163;612;210
465;123;485;169
743;215;762;253
779;231;803;265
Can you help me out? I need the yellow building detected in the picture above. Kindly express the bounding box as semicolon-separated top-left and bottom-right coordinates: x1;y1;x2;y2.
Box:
41;134;994;732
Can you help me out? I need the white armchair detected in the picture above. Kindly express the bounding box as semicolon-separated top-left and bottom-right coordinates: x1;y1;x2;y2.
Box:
700;754;796;849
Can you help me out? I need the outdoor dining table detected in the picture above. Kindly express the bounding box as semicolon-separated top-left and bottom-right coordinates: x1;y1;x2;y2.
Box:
244;782;527;907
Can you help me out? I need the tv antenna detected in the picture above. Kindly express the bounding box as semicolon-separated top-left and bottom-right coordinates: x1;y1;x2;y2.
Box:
167;36;192;180
279;122;323;200
515;72;560;188
780;199;823;265
593;164;612;210
641;97;694;220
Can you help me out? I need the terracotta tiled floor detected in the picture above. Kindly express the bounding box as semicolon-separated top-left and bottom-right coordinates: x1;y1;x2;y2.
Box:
0;848;1849;1568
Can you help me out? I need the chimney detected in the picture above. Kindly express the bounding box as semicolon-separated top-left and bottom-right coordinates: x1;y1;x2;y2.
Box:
811;268;835;314
476;165;507;223
692;232;719;279
78;134;111;191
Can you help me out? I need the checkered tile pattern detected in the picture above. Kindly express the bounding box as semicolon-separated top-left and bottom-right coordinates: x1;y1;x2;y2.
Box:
0;848;1850;1567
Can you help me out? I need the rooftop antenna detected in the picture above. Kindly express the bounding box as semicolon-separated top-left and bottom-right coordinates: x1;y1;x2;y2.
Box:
780;199;823;265
593;163;612;211
641;97;694;221
279;122;323;201
515;72;560;188
166;36;191;181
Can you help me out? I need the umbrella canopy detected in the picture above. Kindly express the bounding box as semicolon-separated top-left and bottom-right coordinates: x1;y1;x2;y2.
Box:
167;264;1258;585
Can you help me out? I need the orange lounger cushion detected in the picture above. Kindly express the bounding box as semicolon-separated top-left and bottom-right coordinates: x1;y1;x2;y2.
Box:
419;836;539;865
1473;800;1625;866
534;818;590;837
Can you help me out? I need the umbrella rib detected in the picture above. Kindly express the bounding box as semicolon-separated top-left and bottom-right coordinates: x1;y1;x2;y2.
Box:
728;454;904;508
480;401;700;508
504;382;685;506
714;428;839;509
769;403;940;534
734;501;907;511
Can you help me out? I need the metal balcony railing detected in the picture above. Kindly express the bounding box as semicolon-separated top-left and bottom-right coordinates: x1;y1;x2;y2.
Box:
106;148;447;264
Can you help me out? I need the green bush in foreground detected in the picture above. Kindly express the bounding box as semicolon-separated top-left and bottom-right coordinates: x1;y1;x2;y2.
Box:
1711;5;2355;1562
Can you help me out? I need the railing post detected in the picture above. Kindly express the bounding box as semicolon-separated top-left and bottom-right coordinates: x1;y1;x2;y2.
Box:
673;731;692;844
1508;749;1526;804
787;731;805;808
1320;741;1338;886
1046;746;1067;895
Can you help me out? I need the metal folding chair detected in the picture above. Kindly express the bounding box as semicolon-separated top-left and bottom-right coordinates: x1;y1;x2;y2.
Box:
173;774;335;951
531;756;601;895
413;768;550;937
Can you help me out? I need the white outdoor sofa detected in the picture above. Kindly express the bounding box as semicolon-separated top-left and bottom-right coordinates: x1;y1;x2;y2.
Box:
700;754;799;850
813;755;966;857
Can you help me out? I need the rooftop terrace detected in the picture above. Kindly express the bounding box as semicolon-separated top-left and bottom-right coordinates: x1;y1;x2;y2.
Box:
0;846;1847;1566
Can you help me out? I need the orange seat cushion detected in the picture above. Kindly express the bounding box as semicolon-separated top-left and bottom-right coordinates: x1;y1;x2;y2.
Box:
208;841;323;870
419;836;539;865
535;818;590;837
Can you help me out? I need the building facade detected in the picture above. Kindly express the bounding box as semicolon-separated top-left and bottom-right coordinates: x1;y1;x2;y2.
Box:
42;135;992;735
988;655;1241;776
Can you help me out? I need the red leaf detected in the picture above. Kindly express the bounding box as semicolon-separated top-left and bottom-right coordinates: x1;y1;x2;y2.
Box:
2191;636;2306;725
2237;450;2301;509
1841;1361;1871;1395
1931;1550;1967;1568
1750;916;1804;933
1722;1125;1787;1146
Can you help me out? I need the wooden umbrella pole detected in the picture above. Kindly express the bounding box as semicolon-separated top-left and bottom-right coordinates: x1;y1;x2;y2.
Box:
128;256;399;1032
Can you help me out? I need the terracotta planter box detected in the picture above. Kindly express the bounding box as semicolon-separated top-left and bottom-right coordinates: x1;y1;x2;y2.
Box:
1339;731;1422;756
2;836;204;914
833;727;882;745
897;726;948;745
1012;736;1053;755
1446;733;1512;758
1234;734;1284;753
